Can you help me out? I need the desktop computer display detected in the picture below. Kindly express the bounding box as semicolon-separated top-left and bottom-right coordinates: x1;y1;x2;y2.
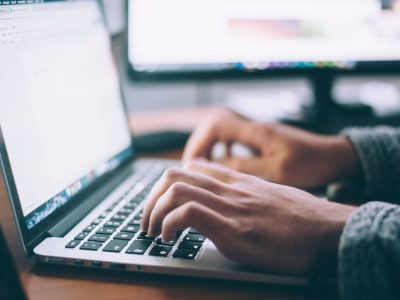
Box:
128;0;400;78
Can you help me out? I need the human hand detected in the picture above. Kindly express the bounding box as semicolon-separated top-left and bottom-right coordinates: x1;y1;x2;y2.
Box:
141;160;355;275
183;109;362;189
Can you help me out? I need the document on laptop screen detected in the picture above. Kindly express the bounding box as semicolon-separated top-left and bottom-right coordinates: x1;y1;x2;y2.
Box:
0;1;132;227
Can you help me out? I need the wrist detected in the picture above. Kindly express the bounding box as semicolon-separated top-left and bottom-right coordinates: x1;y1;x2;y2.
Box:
323;136;363;182
312;203;356;275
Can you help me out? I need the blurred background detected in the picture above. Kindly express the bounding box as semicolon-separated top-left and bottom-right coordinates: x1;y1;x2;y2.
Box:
101;0;400;139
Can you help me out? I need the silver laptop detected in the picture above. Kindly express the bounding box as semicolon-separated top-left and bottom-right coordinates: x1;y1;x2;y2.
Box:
0;0;308;285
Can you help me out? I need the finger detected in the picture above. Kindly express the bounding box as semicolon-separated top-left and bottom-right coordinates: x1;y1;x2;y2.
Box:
161;201;232;244
183;117;263;161
224;141;233;157
182;120;220;161
141;167;228;231
184;159;237;183
183;110;236;161
147;182;235;236
217;157;273;180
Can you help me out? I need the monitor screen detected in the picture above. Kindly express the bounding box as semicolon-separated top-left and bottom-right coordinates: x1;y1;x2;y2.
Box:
128;0;400;76
0;1;133;230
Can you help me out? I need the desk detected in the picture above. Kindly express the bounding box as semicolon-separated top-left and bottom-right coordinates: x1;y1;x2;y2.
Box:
0;108;328;300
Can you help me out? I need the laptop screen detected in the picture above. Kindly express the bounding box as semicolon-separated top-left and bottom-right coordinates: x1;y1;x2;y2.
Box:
0;1;133;230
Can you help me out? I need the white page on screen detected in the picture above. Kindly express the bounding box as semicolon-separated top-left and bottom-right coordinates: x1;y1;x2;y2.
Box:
0;2;132;216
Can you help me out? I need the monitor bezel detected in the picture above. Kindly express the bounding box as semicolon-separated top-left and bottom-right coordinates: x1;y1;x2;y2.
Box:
0;0;136;255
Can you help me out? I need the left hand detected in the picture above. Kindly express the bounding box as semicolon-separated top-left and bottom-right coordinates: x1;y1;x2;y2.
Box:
141;160;355;275
183;109;361;189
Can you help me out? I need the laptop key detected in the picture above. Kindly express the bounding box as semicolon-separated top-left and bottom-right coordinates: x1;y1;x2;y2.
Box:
128;218;141;226
102;240;128;253
173;249;198;260
99;212;109;218
178;241;202;251
124;202;138;209
83;225;95;233
96;227;116;235
75;232;89;240
65;240;80;249
183;233;205;243
111;214;127;222
188;228;202;234
104;221;122;228
118;208;133;215
137;232;155;241
121;225;139;233
80;241;102;251
129;198;140;205
149;245;172;257
89;234;109;243
128;219;141;226
114;232;135;241
91;218;103;226
155;238;176;246
126;240;152;255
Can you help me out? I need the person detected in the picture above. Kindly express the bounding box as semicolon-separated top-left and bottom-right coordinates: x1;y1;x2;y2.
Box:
141;108;400;299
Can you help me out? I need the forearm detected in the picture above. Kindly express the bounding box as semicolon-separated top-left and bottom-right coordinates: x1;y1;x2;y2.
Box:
341;127;400;201
338;201;400;300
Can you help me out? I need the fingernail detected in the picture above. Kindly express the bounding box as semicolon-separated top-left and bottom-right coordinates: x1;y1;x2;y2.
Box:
161;235;171;243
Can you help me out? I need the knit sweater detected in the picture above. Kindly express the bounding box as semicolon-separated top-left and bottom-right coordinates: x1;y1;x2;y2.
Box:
339;127;400;300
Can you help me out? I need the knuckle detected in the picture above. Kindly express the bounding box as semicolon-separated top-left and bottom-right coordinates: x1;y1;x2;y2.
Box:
203;118;219;133
168;181;188;198
183;160;199;171
182;201;200;219
163;167;182;183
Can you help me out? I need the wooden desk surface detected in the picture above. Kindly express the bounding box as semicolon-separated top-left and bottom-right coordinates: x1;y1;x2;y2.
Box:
0;108;326;300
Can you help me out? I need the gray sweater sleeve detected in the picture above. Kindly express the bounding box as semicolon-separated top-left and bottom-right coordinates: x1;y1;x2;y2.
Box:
337;127;400;299
341;127;400;201
339;201;400;300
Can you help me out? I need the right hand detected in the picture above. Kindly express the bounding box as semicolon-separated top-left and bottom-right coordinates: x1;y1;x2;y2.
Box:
183;109;361;189
141;160;355;275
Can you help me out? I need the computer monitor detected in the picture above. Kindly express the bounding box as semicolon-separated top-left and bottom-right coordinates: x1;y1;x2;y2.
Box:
128;0;400;114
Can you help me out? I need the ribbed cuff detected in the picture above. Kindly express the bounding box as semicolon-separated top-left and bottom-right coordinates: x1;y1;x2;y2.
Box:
341;127;400;199
339;201;400;300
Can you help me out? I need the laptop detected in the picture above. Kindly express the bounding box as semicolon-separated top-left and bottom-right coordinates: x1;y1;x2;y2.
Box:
0;225;28;300
0;0;308;285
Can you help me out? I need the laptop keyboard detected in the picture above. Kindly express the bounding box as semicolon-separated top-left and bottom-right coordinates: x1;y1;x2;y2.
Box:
65;165;205;261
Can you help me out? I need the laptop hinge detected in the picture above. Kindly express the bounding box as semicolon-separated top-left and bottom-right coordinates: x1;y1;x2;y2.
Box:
47;164;133;238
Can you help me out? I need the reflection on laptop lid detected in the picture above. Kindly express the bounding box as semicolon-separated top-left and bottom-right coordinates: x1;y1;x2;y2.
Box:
0;225;27;300
0;0;134;253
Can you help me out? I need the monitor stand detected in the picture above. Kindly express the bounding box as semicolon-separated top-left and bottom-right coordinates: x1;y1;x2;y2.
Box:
307;72;374;122
281;72;376;133
224;73;377;134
